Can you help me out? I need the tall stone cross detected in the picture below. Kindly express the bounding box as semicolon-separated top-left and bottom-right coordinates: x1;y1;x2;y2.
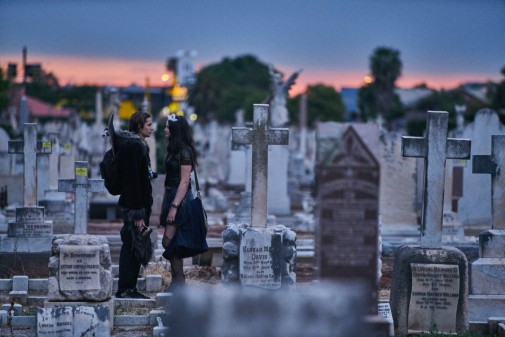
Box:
58;161;105;234
8;123;52;206
472;135;505;229
402;111;471;248
232;104;289;227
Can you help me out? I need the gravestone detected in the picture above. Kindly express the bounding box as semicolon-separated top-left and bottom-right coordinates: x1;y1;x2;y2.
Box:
315;125;381;314
379;131;419;238
42;234;113;336
222;104;296;289
0;123;54;276
58;161;105;234
390;111;470;335
468;135;505;322
458;109;505;229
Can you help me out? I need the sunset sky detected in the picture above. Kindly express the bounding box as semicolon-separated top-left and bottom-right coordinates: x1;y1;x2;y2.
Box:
1;0;504;93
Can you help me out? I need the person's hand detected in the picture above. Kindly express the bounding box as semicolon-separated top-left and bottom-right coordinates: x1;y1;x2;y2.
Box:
167;207;177;224
134;218;144;229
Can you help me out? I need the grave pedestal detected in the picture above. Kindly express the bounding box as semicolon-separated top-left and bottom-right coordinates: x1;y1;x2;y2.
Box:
221;223;296;289
469;230;505;322
390;245;469;335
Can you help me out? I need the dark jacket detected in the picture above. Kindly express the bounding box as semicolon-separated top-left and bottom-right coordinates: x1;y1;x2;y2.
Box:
116;131;153;221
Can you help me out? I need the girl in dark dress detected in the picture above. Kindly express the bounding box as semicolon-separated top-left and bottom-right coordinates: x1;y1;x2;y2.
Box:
159;114;198;288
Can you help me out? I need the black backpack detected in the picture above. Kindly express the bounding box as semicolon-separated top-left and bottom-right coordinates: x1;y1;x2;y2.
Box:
99;148;122;196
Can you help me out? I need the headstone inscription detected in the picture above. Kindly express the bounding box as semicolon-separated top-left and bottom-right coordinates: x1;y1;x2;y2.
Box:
390;111;470;335
222;104;296;289
315;125;380;314
468;135;505;321
58;161;105;234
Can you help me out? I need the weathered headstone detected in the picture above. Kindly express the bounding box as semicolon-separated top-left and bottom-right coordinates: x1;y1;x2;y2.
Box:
468;135;505;322
390;111;470;335
379;131;419;237
47;234;113;301
58;161;105;234
37;305;111;337
44;234;113;335
315;125;380;313
222;104;296;289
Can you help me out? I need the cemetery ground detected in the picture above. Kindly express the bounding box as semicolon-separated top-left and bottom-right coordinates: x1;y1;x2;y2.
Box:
0;223;394;337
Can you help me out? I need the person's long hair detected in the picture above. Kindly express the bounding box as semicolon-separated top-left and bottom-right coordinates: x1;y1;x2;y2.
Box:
166;114;198;166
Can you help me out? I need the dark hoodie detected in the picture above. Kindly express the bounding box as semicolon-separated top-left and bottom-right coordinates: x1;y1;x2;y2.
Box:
116;130;153;221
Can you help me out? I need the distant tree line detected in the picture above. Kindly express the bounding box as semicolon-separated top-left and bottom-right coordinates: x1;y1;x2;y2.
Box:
1;51;504;136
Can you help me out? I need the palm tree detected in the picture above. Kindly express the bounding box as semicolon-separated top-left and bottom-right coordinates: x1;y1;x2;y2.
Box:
370;47;403;124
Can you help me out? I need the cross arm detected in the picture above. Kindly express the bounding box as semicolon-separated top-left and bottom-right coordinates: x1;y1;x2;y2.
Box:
8;140;52;154
232;127;252;145
267;128;289;145
401;136;425;157
37;140;52;154
8;140;23;153
446;138;471;159
58;179;75;193
473;155;496;175
89;179;106;192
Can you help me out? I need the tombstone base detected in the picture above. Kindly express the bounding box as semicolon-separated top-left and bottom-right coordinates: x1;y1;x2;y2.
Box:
469;294;505;322
389;245;469;335
222;223;296;289
42;299;114;334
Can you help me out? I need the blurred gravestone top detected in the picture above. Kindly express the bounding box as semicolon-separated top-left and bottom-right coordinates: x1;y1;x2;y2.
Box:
168;282;371;337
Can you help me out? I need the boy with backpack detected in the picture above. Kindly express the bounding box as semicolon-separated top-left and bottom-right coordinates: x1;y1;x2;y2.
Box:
102;111;154;299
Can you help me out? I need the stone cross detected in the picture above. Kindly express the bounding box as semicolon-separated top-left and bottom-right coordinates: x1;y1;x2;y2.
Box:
8;123;52;206
472;135;505;229
58;161;105;234
232;104;289;227
402;111;471;248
